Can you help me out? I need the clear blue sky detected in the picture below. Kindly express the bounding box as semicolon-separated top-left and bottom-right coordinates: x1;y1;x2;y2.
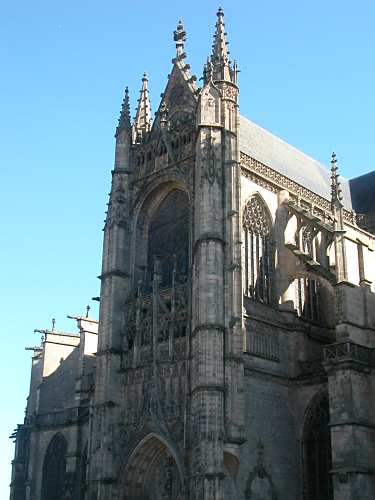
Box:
1;0;374;496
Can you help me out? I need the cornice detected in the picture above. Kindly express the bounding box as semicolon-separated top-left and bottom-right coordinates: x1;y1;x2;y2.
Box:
240;152;355;224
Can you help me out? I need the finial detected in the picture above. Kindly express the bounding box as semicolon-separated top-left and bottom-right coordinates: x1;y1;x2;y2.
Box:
174;19;186;58
331;151;343;210
133;73;152;142
86;305;90;318
52;318;56;331
217;6;224;17
116;86;132;135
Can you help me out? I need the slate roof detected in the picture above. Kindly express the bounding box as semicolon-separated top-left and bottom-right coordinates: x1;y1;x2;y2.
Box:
239;115;353;210
349;171;375;214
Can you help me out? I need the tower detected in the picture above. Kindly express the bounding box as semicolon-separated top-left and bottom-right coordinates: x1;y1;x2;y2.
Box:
87;9;245;499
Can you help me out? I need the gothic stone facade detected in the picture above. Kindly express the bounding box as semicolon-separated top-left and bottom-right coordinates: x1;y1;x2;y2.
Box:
10;9;375;500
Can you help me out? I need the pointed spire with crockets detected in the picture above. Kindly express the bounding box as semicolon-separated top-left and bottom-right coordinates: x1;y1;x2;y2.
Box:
211;7;231;82
133;73;152;142
116;86;131;137
331;152;343;211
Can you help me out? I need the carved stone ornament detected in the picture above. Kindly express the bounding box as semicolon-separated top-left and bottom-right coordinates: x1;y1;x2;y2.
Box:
200;132;221;186
169;84;185;107
244;440;278;500
199;83;220;125
221;82;237;102
106;179;127;228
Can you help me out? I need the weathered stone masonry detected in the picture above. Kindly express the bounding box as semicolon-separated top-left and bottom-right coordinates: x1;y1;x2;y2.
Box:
10;8;375;500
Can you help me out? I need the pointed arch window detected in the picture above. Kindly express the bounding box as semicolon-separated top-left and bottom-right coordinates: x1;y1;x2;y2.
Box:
303;392;333;500
41;433;67;500
243;196;274;304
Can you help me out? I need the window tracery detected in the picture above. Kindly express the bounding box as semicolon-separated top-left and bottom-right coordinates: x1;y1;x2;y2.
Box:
243;196;274;304
147;190;189;288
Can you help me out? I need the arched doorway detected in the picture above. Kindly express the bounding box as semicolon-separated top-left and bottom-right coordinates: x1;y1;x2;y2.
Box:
121;435;183;500
302;392;333;500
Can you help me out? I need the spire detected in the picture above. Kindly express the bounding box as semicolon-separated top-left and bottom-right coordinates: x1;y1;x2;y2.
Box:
330;152;343;211
133;73;152;142
116;86;131;136
211;7;231;81
174;19;186;59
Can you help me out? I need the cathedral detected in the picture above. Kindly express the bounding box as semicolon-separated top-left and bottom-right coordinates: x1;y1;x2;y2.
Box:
10;8;375;500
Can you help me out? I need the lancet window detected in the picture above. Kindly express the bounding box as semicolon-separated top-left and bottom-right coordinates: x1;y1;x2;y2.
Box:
243;195;274;304
41;433;67;500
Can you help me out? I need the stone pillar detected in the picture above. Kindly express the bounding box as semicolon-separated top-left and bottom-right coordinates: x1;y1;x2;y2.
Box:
190;79;225;500
325;354;375;500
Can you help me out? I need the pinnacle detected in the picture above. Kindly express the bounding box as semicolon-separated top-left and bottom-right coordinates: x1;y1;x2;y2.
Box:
133;72;152;141
116;86;131;134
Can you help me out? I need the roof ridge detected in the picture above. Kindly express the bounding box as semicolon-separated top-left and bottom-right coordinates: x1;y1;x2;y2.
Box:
239;114;350;181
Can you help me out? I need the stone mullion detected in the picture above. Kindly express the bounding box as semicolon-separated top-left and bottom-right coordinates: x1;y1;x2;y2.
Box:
244;229;248;294
250;232;255;297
